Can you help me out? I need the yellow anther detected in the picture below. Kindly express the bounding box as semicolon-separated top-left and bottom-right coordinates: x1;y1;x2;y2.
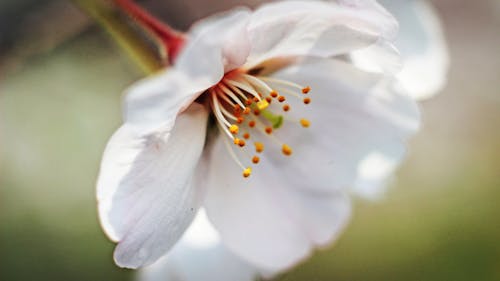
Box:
283;104;290;112
300;118;310;128
238;139;246;147
256;99;269;110
229;124;239;134
270;90;278;98
252;156;260;164
282;144;293;156
302;86;311;94
234;138;241;145
243;133;250;139
243;167;252;178
278;96;286;103
303;97;311;104
254;142;264;153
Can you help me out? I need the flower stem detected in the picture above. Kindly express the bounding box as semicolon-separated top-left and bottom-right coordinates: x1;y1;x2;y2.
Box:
72;0;161;75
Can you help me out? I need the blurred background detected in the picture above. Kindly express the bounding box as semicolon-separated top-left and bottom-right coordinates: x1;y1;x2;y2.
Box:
0;0;499;280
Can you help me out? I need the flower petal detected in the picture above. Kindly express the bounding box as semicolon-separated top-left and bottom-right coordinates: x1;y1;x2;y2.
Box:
97;103;209;268
203;135;351;272
138;210;257;281
245;0;398;65
264;58;420;195
379;0;449;99
125;9;252;132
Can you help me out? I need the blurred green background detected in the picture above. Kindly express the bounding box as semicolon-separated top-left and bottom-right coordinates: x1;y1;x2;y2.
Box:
1;0;499;280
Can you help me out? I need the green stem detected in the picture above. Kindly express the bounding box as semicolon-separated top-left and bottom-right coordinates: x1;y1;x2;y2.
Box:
72;0;161;75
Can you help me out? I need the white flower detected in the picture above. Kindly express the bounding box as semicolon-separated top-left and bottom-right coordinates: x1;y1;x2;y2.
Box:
97;0;420;277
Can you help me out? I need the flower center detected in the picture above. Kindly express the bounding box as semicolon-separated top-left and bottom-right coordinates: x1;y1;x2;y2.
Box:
208;70;312;178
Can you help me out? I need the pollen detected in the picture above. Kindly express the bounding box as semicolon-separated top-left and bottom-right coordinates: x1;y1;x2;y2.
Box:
265;97;272;103
243;133;250;139
277;96;286;102
252;156;260;164
243;107;251;114
302;86;311;94
265;127;273;134
254;142;264;153
236;117;245;124
253;96;260;103
256;99;269;110
283;104;290;112
270;90;278;98
303;97;311;104
233;138;241;145
282;144;293;156
245;99;253;105
243;167;252;178
248;120;256;128
237;139;246;147
300;118;310;128
229;124;239;134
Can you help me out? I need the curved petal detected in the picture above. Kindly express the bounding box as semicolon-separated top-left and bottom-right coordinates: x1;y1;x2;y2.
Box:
125;9;252;132
97;103;209;268
203;136;351;273
138;210;257;281
245;0;398;65
379;0;449;99
262;58;420;194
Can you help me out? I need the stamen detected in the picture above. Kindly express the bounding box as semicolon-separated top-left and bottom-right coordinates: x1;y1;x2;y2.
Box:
277;96;286;103
238;139;246;147
224;78;261;101
283;104;290;112
282;144;293;156
243;133;250;139
302;86;311;94
252;156;260;164
258;76;306;91
243;107;251;114
243;167;252;178
270;90;278;98
254;142;264;153
303;97;311;104
265;97;272;103
300;118;310;128
229;124;239;134
256;99;269;110
248;120;256;128
265;127;273;134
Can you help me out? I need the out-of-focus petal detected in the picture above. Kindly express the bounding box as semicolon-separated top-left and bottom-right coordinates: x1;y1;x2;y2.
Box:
138;210;257;281
245;0;398;66
97;104;209;268
379;0;449;99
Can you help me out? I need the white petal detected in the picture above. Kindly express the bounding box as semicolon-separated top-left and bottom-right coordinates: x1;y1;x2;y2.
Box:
180;8;252;72
246;0;398;65
266;58;420;195
204;135;351;273
379;0;449;99
138;210;257;281
97;103;209;268
125;9;252;132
